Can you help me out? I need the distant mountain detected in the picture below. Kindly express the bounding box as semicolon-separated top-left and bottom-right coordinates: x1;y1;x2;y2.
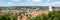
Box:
0;6;60;9
0;6;48;8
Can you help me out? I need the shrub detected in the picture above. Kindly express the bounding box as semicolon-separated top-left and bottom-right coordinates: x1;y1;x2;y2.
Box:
0;13;11;20
29;16;41;20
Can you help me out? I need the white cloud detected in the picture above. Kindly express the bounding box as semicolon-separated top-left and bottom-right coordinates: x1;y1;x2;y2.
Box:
32;0;41;2
51;2;60;6
54;2;60;5
0;0;3;2
12;0;20;2
28;0;31;1
47;0;50;2
8;2;12;4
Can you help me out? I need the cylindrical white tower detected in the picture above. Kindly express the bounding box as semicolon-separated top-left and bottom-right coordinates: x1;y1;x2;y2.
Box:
49;6;52;11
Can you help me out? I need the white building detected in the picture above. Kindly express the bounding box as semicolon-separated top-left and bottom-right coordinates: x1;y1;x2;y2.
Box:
49;6;52;11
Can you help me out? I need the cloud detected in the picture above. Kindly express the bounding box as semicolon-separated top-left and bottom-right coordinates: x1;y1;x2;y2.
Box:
47;0;50;2
12;0;20;2
8;2;12;4
32;0;41;2
0;0;3;2
54;2;60;5
28;0;31;1
51;2;60;6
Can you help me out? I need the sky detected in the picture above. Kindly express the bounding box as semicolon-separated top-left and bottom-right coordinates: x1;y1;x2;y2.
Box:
0;0;60;6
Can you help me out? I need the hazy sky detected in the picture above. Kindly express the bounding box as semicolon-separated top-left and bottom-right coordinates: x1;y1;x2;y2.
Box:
0;0;60;6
